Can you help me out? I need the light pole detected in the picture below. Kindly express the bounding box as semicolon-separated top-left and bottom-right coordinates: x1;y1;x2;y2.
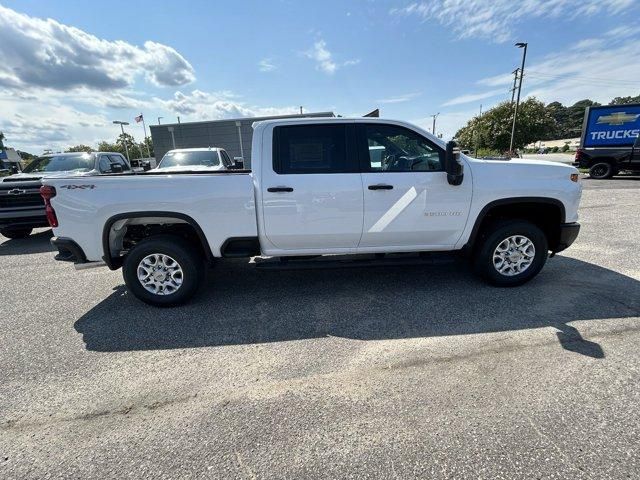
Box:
157;117;163;125
431;112;440;135
509;42;528;154
112;120;130;162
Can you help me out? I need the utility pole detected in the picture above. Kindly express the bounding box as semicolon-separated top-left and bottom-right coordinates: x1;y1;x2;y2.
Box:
431;112;440;135
509;42;528;154
510;68;519;104
177;116;181;124
299;106;303;114
112;121;130;162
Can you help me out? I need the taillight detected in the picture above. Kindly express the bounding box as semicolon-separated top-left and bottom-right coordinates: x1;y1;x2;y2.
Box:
574;149;583;162
39;185;58;227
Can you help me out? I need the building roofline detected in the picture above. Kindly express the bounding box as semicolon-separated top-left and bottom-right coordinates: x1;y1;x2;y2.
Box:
149;112;335;129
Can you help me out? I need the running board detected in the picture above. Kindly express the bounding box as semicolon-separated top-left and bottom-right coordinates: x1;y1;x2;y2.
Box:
253;253;457;271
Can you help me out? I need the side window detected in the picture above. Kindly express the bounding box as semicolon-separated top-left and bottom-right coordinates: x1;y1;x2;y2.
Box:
98;155;111;173
362;124;444;172
220;150;232;167
109;154;130;170
273;124;354;174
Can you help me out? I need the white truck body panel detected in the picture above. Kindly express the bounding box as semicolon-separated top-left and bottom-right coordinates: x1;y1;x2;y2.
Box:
45;117;582;264
48;174;257;261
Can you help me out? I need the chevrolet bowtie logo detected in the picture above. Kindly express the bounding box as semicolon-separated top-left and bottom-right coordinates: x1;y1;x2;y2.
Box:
596;112;640;126
7;188;26;195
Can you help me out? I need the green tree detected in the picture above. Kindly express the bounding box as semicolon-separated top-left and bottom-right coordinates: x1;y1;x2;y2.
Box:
0;131;5;150
138;136;154;158
609;94;640;105
455;97;556;152
66;144;95;153
565;99;599;137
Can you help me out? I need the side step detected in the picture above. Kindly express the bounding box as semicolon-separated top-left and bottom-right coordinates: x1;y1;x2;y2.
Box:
253;252;457;271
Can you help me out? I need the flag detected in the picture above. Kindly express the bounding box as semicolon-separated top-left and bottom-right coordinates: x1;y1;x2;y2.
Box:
135;114;143;123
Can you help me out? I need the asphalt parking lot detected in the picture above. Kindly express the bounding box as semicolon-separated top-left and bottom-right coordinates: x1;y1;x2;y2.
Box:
1;177;639;479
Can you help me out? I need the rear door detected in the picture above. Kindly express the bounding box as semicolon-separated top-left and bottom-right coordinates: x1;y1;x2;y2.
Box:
357;122;471;249
261;123;364;251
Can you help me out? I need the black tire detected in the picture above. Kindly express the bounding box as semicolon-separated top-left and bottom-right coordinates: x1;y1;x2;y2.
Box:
122;235;205;307
473;220;548;287
0;227;33;239
589;161;613;179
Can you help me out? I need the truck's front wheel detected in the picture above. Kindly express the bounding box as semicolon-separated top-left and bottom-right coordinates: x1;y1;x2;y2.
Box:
474;220;548;287
122;235;204;307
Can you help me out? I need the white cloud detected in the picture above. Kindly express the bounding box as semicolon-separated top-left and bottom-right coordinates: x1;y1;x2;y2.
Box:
442;89;507;106
0;4;195;91
304;40;359;74
376;92;422;104
258;58;277;72
477;29;640;105
391;0;636;42
156;90;300;121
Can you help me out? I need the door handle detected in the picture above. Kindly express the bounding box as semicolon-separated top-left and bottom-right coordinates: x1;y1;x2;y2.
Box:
267;187;294;193
368;184;394;190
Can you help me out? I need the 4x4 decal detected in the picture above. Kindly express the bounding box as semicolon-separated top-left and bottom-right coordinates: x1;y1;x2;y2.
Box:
59;184;96;190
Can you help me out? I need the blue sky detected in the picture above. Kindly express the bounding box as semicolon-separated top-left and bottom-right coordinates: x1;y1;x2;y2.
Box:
1;0;639;153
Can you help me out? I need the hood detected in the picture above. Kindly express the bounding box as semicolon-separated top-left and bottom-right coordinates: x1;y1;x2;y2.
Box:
2;170;91;182
153;165;225;173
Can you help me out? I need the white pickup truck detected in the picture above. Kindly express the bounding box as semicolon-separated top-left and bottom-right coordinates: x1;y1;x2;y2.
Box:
42;118;582;306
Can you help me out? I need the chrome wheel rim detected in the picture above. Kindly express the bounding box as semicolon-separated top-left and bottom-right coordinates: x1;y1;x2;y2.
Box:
137;253;183;295
492;235;535;276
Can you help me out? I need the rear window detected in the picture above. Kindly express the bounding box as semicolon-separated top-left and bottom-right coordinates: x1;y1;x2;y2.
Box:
273;124;355;174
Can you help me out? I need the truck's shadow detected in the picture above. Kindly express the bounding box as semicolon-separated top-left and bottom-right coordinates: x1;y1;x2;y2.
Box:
74;256;640;358
0;229;53;256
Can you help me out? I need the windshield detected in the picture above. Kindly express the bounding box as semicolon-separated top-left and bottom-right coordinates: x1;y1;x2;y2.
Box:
158;151;220;168
23;153;95;173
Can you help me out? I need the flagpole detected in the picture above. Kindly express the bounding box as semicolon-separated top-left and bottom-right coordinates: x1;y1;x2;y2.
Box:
140;114;151;159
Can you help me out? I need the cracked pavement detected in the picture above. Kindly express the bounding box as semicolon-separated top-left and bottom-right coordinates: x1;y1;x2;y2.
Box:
1;176;639;479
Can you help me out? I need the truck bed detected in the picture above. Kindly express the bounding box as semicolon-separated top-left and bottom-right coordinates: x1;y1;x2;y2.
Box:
46;172;257;262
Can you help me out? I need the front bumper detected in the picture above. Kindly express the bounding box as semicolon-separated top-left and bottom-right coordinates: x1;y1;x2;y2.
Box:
51;237;87;263
554;222;580;253
0;209;48;230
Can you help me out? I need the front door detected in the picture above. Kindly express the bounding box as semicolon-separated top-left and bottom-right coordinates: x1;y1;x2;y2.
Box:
261;123;364;251
357;123;471;249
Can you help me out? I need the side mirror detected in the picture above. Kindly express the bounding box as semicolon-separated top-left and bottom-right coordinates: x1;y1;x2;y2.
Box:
110;163;123;173
142;161;151;171
232;157;244;169
445;141;464;186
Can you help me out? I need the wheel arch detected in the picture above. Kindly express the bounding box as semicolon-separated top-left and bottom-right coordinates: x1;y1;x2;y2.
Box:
465;197;566;253
102;211;214;270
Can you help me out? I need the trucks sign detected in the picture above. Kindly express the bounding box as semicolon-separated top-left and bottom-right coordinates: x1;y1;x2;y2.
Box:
582;104;640;148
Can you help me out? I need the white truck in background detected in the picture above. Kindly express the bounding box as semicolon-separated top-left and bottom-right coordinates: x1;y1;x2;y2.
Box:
42;118;582;306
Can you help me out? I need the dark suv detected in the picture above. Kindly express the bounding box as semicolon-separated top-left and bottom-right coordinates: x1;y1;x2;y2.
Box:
575;134;640;179
0;152;130;239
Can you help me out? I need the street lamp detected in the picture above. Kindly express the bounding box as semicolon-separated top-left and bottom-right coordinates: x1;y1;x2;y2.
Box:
431;112;440;135
509;42;528;154
112;120;130;162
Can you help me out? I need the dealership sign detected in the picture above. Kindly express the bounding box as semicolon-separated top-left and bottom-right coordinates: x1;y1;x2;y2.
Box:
583;104;640;148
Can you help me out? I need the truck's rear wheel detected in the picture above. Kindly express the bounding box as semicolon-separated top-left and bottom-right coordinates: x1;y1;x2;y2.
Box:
0;227;33;239
589;162;613;179
474;220;548;287
122;235;204;307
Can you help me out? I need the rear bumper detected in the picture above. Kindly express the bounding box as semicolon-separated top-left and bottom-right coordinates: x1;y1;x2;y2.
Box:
51;237;87;263
555;222;580;253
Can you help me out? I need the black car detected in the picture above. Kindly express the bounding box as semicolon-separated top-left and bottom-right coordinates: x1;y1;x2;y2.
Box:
0;152;130;239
